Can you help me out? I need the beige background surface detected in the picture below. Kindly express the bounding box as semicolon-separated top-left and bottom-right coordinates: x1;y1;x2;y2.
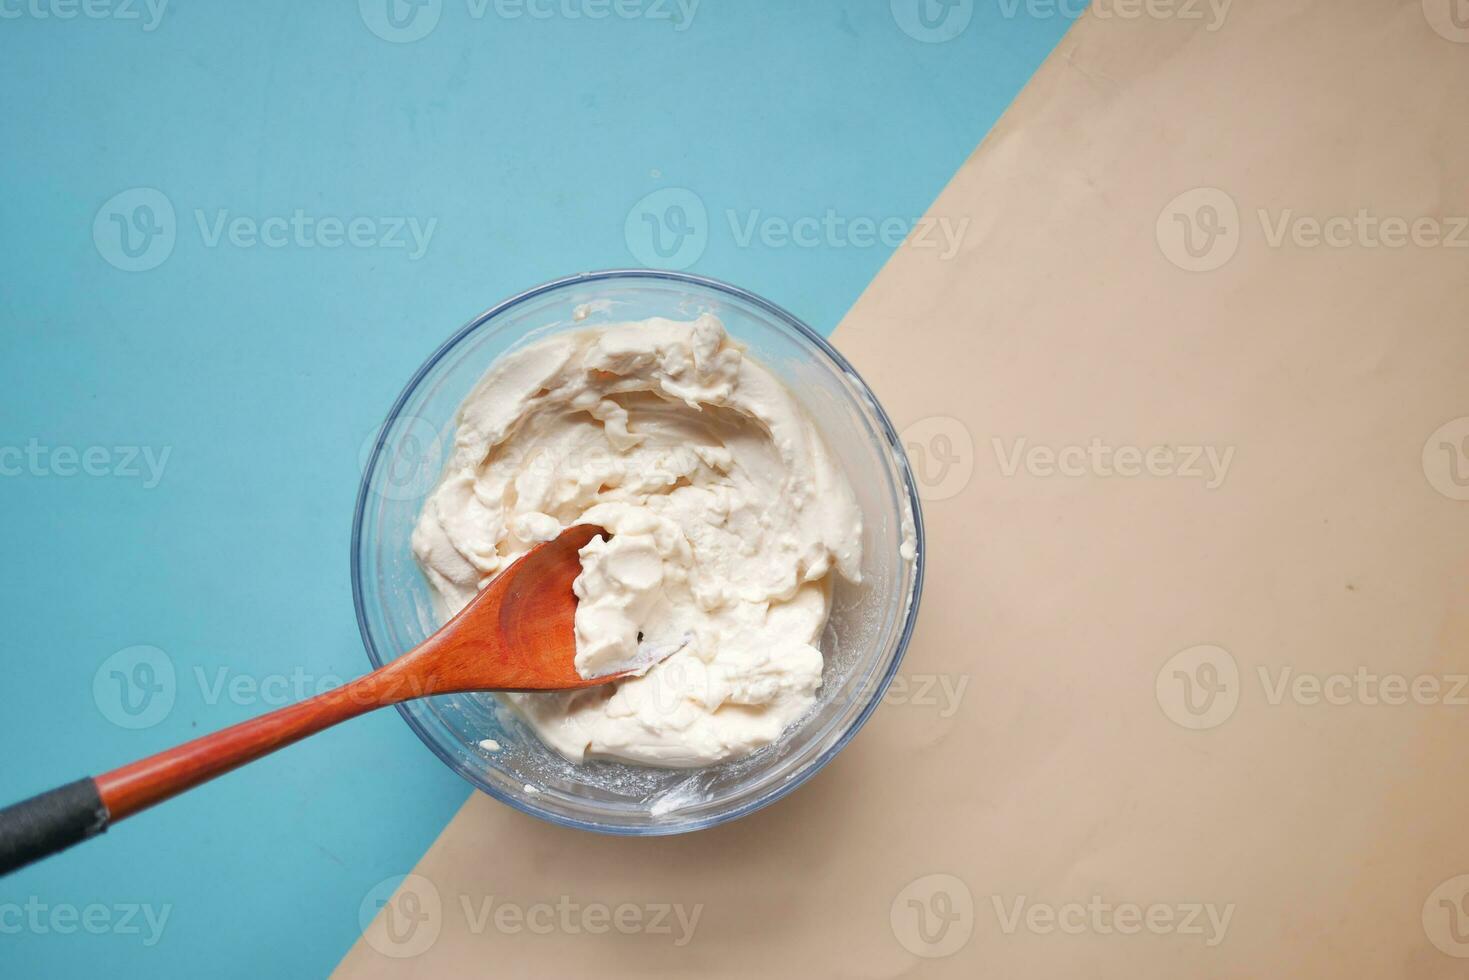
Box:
336;2;1469;976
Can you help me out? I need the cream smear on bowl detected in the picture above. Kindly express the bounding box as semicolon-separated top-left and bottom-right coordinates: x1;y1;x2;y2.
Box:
411;314;863;767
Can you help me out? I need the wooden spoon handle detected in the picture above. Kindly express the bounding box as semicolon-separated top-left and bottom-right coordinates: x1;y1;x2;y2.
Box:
0;657;439;876
94;658;430;822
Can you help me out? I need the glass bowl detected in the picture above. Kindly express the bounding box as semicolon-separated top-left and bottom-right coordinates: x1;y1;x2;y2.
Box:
352;270;925;835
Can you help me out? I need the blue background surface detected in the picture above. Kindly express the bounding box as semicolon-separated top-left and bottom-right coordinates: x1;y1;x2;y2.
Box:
0;2;1073;976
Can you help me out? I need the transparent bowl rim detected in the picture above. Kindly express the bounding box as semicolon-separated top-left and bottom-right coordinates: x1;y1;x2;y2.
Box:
351;269;927;835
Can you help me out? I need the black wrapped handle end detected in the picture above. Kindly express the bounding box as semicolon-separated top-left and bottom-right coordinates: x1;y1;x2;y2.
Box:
0;778;109;876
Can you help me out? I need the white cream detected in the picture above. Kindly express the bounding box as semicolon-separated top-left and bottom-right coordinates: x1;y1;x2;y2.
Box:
411;314;863;768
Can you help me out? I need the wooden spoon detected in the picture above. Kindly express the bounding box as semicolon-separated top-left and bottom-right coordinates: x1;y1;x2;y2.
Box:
0;523;611;876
